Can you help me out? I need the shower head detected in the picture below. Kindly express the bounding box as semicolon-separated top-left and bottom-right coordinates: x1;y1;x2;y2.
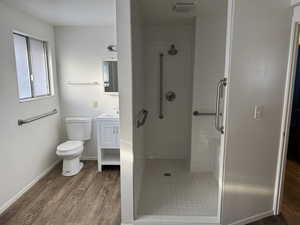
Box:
168;44;178;56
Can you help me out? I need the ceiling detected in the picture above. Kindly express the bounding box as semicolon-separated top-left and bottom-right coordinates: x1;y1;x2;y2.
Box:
1;0;116;26
139;0;227;25
1;0;226;27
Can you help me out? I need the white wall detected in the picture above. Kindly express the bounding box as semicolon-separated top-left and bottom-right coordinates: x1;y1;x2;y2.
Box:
116;0;135;223
55;26;118;158
190;6;227;175
0;2;61;213
144;25;194;160
131;0;146;217
222;0;292;224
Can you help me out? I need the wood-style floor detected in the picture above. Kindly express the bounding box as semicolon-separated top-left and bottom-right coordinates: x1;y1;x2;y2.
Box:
0;161;120;225
249;216;287;225
280;160;300;225
0;160;297;225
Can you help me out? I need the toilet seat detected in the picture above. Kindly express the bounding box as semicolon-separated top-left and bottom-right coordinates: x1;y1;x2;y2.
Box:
56;141;84;157
57;141;83;152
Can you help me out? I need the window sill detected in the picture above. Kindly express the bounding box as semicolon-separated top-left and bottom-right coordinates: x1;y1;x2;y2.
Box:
19;94;55;103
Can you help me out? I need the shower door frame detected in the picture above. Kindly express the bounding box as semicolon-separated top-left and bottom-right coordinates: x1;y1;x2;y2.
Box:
132;0;234;223
217;0;234;223
274;7;300;215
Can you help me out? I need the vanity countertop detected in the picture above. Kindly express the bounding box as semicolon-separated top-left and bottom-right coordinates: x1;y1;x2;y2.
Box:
95;113;119;120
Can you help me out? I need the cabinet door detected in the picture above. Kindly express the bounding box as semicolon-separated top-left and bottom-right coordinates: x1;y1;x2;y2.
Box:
100;123;116;148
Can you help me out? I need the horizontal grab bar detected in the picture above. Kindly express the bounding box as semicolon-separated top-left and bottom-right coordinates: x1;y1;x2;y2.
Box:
18;109;58;126
193;111;222;116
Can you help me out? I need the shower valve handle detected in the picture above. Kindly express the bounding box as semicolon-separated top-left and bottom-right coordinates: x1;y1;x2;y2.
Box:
165;91;176;102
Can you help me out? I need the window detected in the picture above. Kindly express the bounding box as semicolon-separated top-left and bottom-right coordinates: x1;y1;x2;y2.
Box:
13;33;51;100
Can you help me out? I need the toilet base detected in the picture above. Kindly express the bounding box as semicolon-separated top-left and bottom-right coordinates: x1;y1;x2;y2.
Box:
62;157;84;176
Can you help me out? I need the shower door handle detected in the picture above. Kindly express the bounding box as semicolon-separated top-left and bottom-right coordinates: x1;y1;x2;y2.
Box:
215;78;227;134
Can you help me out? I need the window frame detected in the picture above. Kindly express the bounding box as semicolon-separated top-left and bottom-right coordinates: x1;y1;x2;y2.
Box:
12;31;52;102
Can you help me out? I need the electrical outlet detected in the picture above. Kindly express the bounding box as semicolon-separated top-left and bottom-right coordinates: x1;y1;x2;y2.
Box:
254;105;264;119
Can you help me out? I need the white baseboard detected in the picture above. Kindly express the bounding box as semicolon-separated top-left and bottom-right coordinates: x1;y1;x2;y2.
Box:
80;156;97;161
0;159;61;215
228;210;274;225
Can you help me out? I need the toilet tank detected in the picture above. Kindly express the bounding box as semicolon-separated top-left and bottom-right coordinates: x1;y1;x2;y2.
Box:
65;117;92;141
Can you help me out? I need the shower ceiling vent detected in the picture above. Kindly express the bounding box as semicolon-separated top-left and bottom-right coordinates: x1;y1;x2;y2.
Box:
172;1;198;13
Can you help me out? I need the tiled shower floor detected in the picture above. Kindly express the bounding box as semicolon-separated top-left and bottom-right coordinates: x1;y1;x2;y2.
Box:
138;159;219;217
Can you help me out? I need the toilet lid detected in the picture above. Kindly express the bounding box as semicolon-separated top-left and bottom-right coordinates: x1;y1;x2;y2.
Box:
57;141;83;152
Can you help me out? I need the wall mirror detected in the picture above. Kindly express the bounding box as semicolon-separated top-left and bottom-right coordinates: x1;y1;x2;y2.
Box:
103;59;118;93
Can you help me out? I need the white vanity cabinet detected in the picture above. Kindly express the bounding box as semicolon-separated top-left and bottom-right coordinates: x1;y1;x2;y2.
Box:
96;115;120;172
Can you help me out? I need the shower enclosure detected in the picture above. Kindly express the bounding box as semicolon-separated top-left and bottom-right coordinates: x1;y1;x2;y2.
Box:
116;0;291;224
126;0;228;223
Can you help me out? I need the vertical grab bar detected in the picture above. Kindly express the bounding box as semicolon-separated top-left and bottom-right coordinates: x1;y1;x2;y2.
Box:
159;53;164;119
215;78;227;134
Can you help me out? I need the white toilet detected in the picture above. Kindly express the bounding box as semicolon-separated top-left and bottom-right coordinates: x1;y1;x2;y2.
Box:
56;117;92;176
